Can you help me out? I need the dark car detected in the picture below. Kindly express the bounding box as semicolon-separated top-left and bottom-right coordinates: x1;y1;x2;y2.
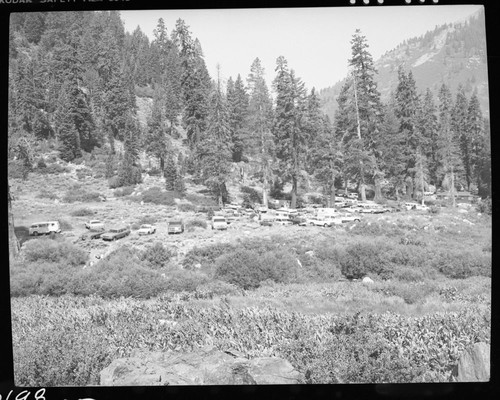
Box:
290;216;307;225
101;226;131;241
259;219;273;226
168;220;184;234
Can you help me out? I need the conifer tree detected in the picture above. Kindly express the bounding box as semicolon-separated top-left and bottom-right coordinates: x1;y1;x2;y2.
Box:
420;89;439;187
164;153;178;191
227;74;249;162
452;84;472;190
272;57;307;209
117;115;142;186
346;29;384;201
197;73;232;206
246;58;274;205
437;84;462;206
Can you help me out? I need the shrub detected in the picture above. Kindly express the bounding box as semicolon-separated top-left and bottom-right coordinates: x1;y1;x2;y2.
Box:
185;193;218;207
137;215;157;225
428;205;441;214
108;176;122;189
434;251;491;279
42;163;71;175
114;186;135;197
70;208;95;217
385;282;439;305
162;269;209;293
135;85;154;98
22;238;87;266
146;167;162;176
76;167;93;180
177;203;196;212
37;158;47;169
142;188;177;206
185;219;207;231
194;280;242;299
240;186;262;204
63;188;101;203
182;242;236;269
338;241;393;280
37;189;58;200
8;160;28;179
140;242;175;269
214;248;298;289
476;197;492;215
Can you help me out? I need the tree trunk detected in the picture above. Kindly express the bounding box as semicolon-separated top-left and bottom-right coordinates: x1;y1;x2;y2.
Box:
291;175;297;209
9;184;20;263
159;157;165;172
262;175;268;206
330;185;335;208
451;166;456;207
395;186;400;202
344;177;349;196
373;176;383;202
406;179;414;200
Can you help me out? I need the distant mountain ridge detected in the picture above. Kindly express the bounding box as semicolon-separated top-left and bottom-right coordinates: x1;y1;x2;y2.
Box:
319;9;488;121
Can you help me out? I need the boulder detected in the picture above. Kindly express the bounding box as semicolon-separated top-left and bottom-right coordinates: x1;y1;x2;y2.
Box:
449;342;490;382
100;346;303;386
362;276;374;284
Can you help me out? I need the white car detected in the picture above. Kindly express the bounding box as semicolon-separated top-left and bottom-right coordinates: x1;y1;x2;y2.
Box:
309;216;337;227
85;220;104;230
275;217;293;226
336;213;361;223
137;224;156;235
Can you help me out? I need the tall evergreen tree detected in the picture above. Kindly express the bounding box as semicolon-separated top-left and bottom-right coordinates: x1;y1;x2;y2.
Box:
246;58;274;205
117;115;142;186
346;29;384;201
452;84;472;191
197;74;232;206
420;88;439;187
164;153;178;191
172;19;211;149
227;74;249;162
437;83;462;206
272;56;307;209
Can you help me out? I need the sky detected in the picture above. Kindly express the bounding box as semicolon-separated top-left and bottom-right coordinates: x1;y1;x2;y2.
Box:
120;5;482;92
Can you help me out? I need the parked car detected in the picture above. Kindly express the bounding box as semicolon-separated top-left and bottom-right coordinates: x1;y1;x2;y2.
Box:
138;224;156;235
168;220;184;234
29;221;61;236
211;216;228;230
275;216;293;226
259;219;273;226
309;216;337;227
101;226;131;241
291;216;307;225
404;202;429;211
336;213;361;223
85;220;104;230
81;228;105;241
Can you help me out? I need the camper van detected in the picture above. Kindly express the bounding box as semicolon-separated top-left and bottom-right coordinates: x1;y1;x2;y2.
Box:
29;221;61;236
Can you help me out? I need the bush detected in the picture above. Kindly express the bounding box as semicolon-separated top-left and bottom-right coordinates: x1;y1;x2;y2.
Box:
8;160;28;179
37;189;58;200
194;280;242;299
108;176;122;189
182;242;236;269
140;242;175;269
63;188;101;203
185;219;207;231
428;205;441;214
385;282;439;305
141;187;178;206
177;203;196;212
434;251;491;279
476;197;492;215
137;215;157;225
240;186;262;204
37;158;47;169
114;186;135;197
70;208;95;217
42;163;71;175
58;219;73;230
22;238;87;266
214;248;298;289
338;241;393;280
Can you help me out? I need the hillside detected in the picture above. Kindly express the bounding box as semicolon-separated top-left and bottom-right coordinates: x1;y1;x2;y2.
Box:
319;9;488;121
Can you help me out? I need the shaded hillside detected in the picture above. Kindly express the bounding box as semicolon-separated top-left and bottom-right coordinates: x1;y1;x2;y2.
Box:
320;9;488;121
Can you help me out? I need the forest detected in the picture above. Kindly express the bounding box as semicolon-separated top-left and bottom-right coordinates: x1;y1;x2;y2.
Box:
8;11;491;209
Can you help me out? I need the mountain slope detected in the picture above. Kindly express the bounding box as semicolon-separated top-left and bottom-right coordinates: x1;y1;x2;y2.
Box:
319;9;488;121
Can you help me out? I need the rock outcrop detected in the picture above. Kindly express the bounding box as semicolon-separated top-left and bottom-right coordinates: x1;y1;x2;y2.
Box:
100;346;303;386
449;342;490;382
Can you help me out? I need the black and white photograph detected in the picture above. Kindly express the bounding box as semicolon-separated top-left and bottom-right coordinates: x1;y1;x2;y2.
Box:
5;0;493;392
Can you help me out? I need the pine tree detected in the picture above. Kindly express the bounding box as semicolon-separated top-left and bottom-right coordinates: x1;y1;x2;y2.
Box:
437;84;462;206
197;73;232;206
420;89;439;187
452;84;472;191
227;74;249;162
466;91;488;196
117;115;142;186
272;56;307;209
346;30;384;201
246;58;274;205
145;86;171;171
172;19;211;149
394;66;423;199
164;153;178;191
